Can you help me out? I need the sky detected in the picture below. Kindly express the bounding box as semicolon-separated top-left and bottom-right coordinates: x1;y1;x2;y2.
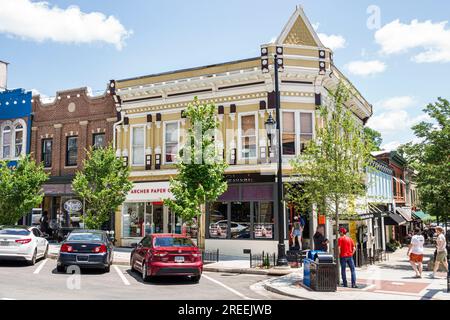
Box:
1;0;449;150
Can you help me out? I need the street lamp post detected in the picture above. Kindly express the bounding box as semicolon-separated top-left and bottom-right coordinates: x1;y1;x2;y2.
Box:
265;53;288;266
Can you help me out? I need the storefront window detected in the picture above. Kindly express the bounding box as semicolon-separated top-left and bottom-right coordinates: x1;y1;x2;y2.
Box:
132;127;145;165
2;126;11;158
254;202;274;239
14;124;24;157
208;202;228;239
165;122;179;163
122;203;145;238
66;136;78;166
230;202;251;239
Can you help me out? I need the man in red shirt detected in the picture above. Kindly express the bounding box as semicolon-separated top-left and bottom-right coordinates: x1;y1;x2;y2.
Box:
338;227;357;288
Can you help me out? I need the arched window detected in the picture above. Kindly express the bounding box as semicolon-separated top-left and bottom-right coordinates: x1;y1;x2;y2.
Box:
2;126;11;158
14;123;24;157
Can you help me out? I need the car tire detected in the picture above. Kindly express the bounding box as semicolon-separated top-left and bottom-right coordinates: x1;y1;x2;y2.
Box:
43;245;49;259
28;249;37;266
191;275;201;283
130;258;136;272
142;262;150;282
57;265;66;273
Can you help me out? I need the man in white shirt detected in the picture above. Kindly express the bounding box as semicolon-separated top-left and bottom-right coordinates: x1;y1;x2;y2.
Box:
407;228;425;278
433;226;448;278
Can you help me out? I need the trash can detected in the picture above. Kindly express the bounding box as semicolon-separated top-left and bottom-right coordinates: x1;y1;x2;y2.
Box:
309;258;337;292
303;258;312;287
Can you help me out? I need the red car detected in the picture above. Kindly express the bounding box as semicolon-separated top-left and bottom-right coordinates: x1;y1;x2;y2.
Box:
130;234;203;282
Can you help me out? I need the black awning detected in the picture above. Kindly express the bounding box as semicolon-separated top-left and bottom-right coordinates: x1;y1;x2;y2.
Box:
384;211;407;226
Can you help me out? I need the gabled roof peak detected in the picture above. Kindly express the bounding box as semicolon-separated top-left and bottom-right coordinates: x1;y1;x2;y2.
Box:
275;5;325;48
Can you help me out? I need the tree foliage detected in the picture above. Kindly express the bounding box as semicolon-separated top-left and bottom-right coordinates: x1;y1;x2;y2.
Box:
399;97;450;219
72;145;133;230
363;127;383;151
0;156;48;225
165;97;228;247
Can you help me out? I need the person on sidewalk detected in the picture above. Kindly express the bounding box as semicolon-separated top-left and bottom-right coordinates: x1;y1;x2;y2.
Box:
313;225;329;252
338;227;357;288
432;226;448;278
407;228;425;278
290;216;303;251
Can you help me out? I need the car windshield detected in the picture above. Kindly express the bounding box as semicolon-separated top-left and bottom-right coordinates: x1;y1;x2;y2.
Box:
0;228;30;236
67;233;103;241
154;237;194;247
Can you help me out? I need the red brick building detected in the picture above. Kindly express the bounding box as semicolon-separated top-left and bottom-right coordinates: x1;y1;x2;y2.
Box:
30;86;117;231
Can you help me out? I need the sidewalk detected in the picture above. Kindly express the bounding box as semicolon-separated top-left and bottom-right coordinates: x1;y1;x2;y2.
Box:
263;247;450;300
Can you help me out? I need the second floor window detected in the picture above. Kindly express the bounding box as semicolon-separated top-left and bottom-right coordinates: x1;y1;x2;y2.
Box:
132;127;145;165
14;124;24;158
282;112;296;155
2;126;11;158
41;139;52;168
165;122;179;163
66;136;78;166
240;114;257;159
300;112;313;152
93;133;106;149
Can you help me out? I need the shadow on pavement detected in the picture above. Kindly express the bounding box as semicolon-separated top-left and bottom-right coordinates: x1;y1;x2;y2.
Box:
0;260;30;268
421;288;446;300
125;269;198;286
51;267;108;276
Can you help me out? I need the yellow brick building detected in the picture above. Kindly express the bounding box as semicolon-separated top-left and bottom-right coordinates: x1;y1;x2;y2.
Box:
111;6;372;256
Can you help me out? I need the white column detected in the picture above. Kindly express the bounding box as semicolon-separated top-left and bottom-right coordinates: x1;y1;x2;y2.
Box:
381;216;386;251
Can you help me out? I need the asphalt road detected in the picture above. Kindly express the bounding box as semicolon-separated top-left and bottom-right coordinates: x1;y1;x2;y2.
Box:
0;258;295;300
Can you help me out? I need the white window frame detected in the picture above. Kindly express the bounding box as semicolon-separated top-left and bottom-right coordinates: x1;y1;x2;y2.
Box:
0;119;27;160
163;120;180;165
280;109;315;158
130;125;146;166
237;111;258;161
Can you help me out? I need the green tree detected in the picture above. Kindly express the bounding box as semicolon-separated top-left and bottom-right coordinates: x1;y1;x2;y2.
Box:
165;97;228;250
0;155;48;225
72;145;133;230
399;98;450;223
288;83;373;274
364;127;383;151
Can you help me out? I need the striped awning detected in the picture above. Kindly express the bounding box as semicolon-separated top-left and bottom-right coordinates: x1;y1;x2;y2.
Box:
396;207;413;222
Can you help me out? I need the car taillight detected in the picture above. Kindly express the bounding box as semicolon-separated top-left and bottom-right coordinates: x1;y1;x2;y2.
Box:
153;251;168;257
192;252;202;258
92;245;107;253
15;238;32;245
60;244;73;252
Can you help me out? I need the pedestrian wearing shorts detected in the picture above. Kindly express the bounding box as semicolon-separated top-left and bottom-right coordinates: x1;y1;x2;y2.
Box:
433;226;448;278
407;228;425;278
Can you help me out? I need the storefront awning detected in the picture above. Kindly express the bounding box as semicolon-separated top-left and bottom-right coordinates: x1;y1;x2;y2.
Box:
412;210;433;221
396;207;413;222
384;211;407;226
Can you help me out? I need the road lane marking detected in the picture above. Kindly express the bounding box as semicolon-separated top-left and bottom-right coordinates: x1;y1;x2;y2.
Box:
114;265;130;286
33;259;48;274
1;298;16;300
203;273;254;300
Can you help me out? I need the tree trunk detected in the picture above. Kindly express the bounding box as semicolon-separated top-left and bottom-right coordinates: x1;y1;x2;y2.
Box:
334;198;340;284
197;203;206;250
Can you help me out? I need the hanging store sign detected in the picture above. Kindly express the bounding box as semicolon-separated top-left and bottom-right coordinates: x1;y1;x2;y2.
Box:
64;199;82;213
225;173;275;184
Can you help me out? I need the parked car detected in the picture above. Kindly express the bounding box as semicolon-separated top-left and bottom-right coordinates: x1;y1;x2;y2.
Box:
57;229;114;273
0;225;49;265
130;234;203;282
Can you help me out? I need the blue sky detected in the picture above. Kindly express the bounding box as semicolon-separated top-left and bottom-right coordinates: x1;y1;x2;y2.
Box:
1;0;449;150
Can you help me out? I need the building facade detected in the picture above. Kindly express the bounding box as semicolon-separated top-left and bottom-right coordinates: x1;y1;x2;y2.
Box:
111;7;372;256
30;87;117;231
0;88;32;167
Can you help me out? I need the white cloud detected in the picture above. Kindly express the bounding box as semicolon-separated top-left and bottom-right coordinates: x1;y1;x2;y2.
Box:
381;141;402;151
345;60;386;76
312;21;346;51
367;110;430;134
318;33;346;51
0;0;132;50
375;19;450;63
378;96;417;110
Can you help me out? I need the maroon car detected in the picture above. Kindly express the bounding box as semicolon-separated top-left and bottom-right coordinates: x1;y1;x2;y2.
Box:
130;234;203;282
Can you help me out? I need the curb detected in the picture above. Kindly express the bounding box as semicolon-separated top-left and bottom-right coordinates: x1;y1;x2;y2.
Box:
262;280;313;300
202;266;299;276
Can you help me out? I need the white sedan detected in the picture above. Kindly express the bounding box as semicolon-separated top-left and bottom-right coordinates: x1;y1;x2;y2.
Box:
0;225;49;265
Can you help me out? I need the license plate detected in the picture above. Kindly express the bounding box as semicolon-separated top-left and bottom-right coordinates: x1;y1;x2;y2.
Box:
174;256;184;263
0;241;9;246
76;255;89;262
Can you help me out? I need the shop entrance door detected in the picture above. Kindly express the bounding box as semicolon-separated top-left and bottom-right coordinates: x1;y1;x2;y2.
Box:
153;204;164;233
